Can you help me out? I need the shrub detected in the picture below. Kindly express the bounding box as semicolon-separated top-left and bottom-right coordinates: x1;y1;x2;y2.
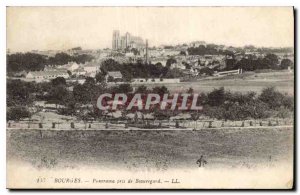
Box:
276;108;293;118
259;87;293;110
7;106;31;121
203;106;227;120
207;87;225;106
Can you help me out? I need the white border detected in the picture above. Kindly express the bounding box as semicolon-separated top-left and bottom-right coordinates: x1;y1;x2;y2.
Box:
0;0;298;194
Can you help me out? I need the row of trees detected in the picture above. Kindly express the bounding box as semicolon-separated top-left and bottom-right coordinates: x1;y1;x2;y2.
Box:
194;54;293;75
7;52;94;72
201;87;293;120
98;59;184;81
186;44;293;56
187;45;234;56
226;54;293;71
122;86;293;121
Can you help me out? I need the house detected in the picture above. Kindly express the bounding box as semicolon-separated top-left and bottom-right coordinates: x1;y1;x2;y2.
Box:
132;78;180;84
182;69;198;77
214;69;242;77
26;70;69;82
85;72;97;78
107;71;123;79
106;71;123;82
64;62;80;72
170;62;186;70
13;70;27;77
67;78;85;84
73;68;86;76
83;65;98;73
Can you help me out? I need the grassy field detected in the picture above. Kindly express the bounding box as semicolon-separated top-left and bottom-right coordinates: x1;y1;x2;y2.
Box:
7;127;293;171
131;71;294;95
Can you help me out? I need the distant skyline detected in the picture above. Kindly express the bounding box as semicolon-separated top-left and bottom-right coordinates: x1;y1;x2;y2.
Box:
7;7;294;52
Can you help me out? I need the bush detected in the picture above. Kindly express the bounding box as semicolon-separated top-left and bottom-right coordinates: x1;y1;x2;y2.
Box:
259;87;293;110
203;106;227;120
203;97;271;120
136;85;148;94
110;83;133;93
152;86;169;95
7;106;31;121
276;108;293;118
207;87;225;106
282;95;294;110
224;101;270;120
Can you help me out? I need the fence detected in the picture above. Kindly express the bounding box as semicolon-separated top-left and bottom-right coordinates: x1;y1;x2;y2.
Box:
7;118;293;130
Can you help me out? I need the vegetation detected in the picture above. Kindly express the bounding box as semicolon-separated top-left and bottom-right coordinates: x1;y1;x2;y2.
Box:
99;59;181;81
280;59;293;69
7;52;94;72
187;44;234;56
201;87;293;120
6;74;294;122
228;54;275;70
7;106;31;121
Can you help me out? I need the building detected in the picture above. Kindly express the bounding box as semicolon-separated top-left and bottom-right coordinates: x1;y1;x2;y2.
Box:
214;69;242;77
106;71;123;82
132;78;180;84
26;70;69;82
73;68;86;76
145;39;148;64
170;62;186;70
83;65;98;73
112;30;145;50
112;30;120;50
189;41;206;48
63;62;80;72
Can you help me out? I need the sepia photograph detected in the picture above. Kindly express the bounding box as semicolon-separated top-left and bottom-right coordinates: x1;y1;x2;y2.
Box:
6;6;294;189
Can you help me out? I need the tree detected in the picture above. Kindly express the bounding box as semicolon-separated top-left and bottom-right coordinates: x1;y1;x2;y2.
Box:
48;85;69;106
51;77;66;86
73;54;94;64
225;58;237;70
263;54;279;69
187;87;194;94
122;84;133;94
73;84;90;104
48;52;73;65
67;70;72;76
207;87;225;106
199;67;214;76
100;59;120;74
259;87;285;110
165;68;184;78
107;76;114;82
95;72;106;83
136;85;148;94
110;83;133;94
7;53;47;72
179;51;186;55
280;59;293;69
166;58;177;68
7;106;31;121
7;79;34;107
7;52;93;72
152;86;169;95
84;77;96;86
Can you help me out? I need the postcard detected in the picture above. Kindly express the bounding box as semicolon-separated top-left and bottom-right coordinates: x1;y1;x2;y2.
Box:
6;7;294;189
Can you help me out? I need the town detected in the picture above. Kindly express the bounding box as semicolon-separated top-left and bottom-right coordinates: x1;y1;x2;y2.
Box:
6;7;295;188
6;30;294;130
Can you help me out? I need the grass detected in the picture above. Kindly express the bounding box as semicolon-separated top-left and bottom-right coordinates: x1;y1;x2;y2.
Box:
7;127;293;171
131;70;294;95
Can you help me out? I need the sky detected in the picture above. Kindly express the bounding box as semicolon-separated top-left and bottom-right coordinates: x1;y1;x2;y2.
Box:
7;7;294;52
